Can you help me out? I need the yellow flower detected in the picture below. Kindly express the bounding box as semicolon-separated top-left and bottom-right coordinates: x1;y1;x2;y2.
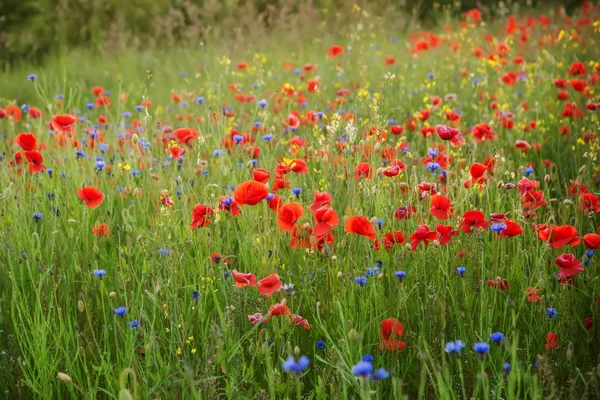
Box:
191;348;197;355
176;347;182;355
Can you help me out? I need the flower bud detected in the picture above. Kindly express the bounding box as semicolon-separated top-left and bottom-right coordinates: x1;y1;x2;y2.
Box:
57;372;73;384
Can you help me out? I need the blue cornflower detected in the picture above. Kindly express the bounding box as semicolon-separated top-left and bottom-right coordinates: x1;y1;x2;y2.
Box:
370;368;389;380
427;72;435;79
355;276;367;286
445;340;466;354
157;249;169;256
76;150;86;159
352;361;373;376
362;354;374;363
21;104;30;112
366;266;380;277
524;167;534;176
135;105;143;112
316;340;326;350
262;134;274;141
28;74;36;82
585;250;595;258
96;160;106;171
128;319;140;328
292;188;302;196
32;211;43;222
196;97;205;104
545;308;558;319
47;169;53;177
114;307;127;316
457;266;466;276
258;99;268;108
233;135;244;143
131;170;141;177
191;290;201;303
93;269;106;279
266;193;275;201
394;271;407;281
294;68;301;75
473;342;490;355
213;149;225;157
490;223;507;234
425;162;441;175
56;94;64;100
122;112;132;119
282;356;310;375
504;363;511;374
376;219;384;229
490;332;505;343
427;149;439;157
473;78;481;84
86;103;95;110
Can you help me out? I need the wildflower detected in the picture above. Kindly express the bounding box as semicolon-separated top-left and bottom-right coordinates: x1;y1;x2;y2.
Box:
490;332;505;343
457;266;466;276
258;99;268;108
504;363;511;374
544;332;558;349
283;283;295;295
191;290;201;303
352;361;373;376
258;274;282;296
196;97;205;104
344;216;376;241
114;307;127;316
93;269;106;279
128;319;140;328
355;276;367;286
380;318;406;351
28;74;36;82
490;223;507;234
445;340;466;354
316;340;326;350
77;186;105;208
473;342;490;355
362;354;374;363
394;271;406;282
234;181;269;206
32;211;43;222
157;249;169;256
282;356;310;375
545;308;558;319
370;368;390;380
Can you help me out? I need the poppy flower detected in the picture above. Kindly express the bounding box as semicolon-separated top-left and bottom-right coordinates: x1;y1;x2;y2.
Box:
169;146;186;160
252;168;270;184
584;317;593;331
291;314;310;330
267;194;284;212
544;332;558;349
258;274;282;296
436;124;464;147
15;133;37;151
579;193;600;213
286;113;301;130
429;194;453;220
313;206;339;238
380;231;406;249
394;205;416;220
499;220;523;237
583;233;600;249
409;225;437;250
265;299;290;321
231;270;257;288
4;105;22;122
77;186;105;209
436;225;458;245
173;128;198;146
234;181;269;206
309;191;332;212
218;196;241;216
526;287;541;303
487;277;509;290
471;124;495;142
24;150;45;173
51;114;77;133
190;204;213;229
460;210;490;233
568;61;587;76
92;86;104;96
344;216;376;241
248;313;264;325
92;223;111;237
277;202;304;231
379;318;406;351
468;163;487;185
355;162;372;179
288;159;308;174
327;45;344;58
555;253;584;284
536;225;580;248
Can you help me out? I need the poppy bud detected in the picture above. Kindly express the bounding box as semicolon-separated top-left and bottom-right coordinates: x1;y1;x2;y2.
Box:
377;273;384;280
132;134;139;145
374;142;381;151
68;219;78;224
294;346;300;356
78;300;85;313
347;328;360;341
405;243;413;251
566;349;573;360
337;271;343;279
563;199;573;205
549;198;558;203
137;235;143;242
303;223;311;230
497;181;504;188
376;167;384;175
544;174;550;182
57;372;73;384
331;256;337;261
431;239;440;247
369;217;379;225
109;292;116;299
579;165;586;175
504;183;516;190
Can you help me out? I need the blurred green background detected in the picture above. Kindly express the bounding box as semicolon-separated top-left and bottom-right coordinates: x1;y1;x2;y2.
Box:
0;0;582;68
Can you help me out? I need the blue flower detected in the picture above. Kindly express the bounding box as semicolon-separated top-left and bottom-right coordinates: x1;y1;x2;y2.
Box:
292;188;302;196
96;160;106;171
427;72;435;79
427;148;439;158
213;149;225;157
316;340;326;350
128;319;140;328
258;99;268;108
28;74;36;82
21;104;29;112
32;211;43;222
233;135;244;143
394;271;406;281
114;307;127;316
473;342;490;354
191;290;201;303
490;223;507;234
376;219;384;229
445;340;466;354
545;308;558;319
370;368;389;380
196;97;205;104
93;269;106;279
76;150;86;159
157;249;169;256
352;361;373;376
282;356;310;375
355;276;367;286
490;332;505;343
86;103;95;110
47;169;53;177
362;354;374;363
262;134;274;141
504;363;511;373
457;266;466;276
524;167;534;176
425;162;441;175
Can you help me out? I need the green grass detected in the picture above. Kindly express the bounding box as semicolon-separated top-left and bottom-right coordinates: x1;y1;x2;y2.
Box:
1;4;600;399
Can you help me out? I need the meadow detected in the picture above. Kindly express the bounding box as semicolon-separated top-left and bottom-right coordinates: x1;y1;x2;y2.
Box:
1;2;600;399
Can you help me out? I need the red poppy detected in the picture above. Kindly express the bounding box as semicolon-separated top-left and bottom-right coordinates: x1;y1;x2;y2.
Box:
291;314;310;330
51;114;77;133
4;105;22;122
487;277;509;290
92;223;111;237
278;202;304;231
15;133;37;151
499;220;524;237
218;196;241;216
234;181;269;206
436;224;458;245
471;124;495;142
394;205;416;220
190;204;213;229
92;86;104;96
525;287;541;303
409;225;437;250
536;225;580;248
460;210;490;233
380;231;406;249
344;216;376;241
252;168;270;184
95;96;111;107
309;191;332;212
232;270;257;288
24;150;45;173
555;253;584;284
584;317;593;331
248;313;264;325
77;186;105;208
267;194;284;212
265;299;290;320
568;61;587;76
379;318;406;351
583;233;600;249
429;194;453;220
258;274;282;296
327;45;344;58
436;124;464;147
313;206;339;238
169;146;186;160
579;193;600;213
355;162;372;179
544;332;558;350
173;128;198;146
